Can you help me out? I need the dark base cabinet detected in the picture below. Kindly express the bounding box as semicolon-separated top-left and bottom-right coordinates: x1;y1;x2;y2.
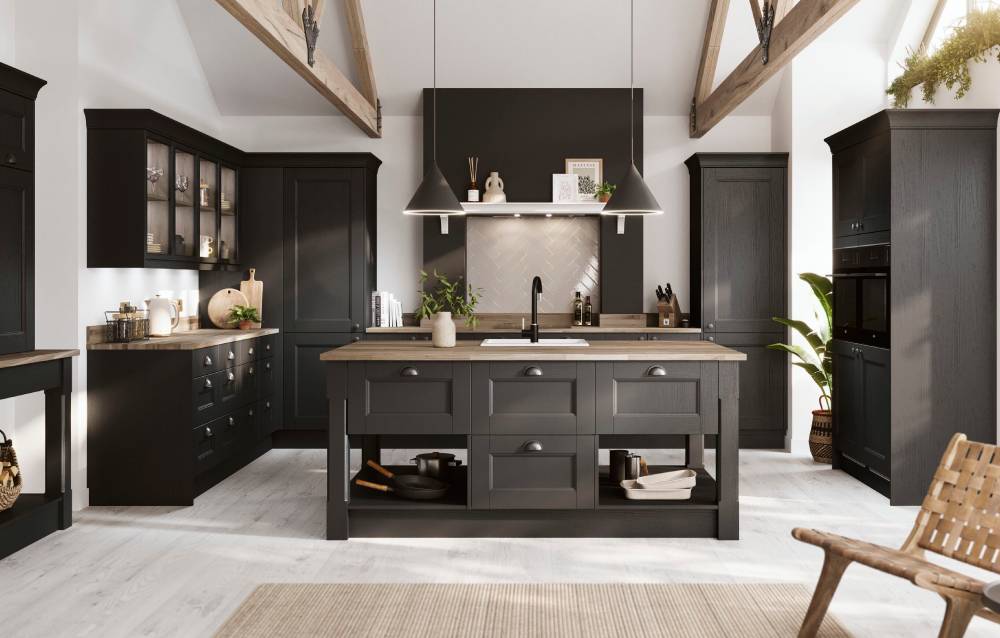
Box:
831;340;890;494
327;358;741;540
710;333;786;448
88;335;276;506
284;333;356;431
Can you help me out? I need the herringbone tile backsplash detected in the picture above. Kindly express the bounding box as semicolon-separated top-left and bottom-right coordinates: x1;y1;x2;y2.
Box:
467;217;600;313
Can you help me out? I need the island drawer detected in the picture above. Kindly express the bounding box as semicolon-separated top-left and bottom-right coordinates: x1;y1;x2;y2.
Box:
472;362;594;435
349;361;471;434
470;435;595;510
596;361;719;434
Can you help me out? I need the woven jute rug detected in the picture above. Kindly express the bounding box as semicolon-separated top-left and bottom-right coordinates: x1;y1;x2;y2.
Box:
214;583;851;637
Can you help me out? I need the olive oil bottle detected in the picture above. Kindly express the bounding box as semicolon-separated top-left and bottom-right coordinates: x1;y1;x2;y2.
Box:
583;295;593;326
573;291;583;326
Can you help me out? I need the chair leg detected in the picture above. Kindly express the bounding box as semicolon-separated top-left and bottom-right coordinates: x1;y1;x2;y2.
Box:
938;596;977;638
798;552;851;638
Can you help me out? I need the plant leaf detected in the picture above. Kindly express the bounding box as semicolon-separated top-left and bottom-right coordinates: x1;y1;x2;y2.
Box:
772;317;826;356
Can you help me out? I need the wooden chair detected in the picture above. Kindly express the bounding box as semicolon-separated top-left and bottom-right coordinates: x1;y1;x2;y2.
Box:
793;433;1000;638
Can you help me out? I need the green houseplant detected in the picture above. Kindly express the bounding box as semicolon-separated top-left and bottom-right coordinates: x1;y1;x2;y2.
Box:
887;7;1000;107
768;273;832;463
595;181;617;203
227;304;261;330
415;270;483;329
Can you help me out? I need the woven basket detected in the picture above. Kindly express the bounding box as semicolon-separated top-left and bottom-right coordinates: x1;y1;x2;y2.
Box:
809;409;833;464
0;430;22;512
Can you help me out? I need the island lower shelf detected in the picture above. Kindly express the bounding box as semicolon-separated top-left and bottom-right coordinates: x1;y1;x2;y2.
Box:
325;341;743;540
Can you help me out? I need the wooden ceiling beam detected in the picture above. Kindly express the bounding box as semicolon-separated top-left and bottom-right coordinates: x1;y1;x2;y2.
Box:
691;0;860;138
693;0;731;112
216;0;380;137
749;0;764;29
343;0;379;108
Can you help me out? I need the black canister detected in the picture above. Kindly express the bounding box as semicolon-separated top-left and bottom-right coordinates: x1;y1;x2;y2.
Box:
610;449;631;483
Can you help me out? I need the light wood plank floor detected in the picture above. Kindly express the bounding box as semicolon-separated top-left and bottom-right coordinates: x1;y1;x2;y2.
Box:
2;446;998;637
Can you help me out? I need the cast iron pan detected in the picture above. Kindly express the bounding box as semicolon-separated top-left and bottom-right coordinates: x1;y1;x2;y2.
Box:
356;460;449;500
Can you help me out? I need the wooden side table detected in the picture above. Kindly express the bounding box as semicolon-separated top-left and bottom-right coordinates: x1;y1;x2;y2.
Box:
0;349;78;559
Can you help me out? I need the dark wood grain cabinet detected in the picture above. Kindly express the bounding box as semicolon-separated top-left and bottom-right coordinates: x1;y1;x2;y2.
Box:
88;335;277;505
284;332;356;430
85;110;244;270
826;109;997;504
0;63;43;356
472;362;594;435
687;153;788;448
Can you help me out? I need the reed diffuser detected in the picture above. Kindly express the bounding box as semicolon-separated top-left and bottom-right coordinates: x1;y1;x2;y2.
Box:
466;156;479;202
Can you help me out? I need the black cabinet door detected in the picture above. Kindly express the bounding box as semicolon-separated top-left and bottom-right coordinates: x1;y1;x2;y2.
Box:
858;343;890;477
710;333;786;447
860;136;890;236
833;144;863;239
833;135;890;240
831;340;863;463
283;167;366;333
0;166;32;355
284;332;355;430
0;90;33;171
701;166;786;332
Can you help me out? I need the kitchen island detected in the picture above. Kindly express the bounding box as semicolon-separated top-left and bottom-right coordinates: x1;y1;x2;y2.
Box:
322;340;746;540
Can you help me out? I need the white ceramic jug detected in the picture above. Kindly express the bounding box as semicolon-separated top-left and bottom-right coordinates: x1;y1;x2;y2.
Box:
482;171;506;203
146;294;180;337
432;312;456;348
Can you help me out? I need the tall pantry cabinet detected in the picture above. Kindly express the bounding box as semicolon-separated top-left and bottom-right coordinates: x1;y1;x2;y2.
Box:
686;153;789;449
201;154;380;445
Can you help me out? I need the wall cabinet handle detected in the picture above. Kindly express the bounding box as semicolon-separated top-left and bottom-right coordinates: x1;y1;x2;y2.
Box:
646;365;667;377
523;440;544;452
400;367;419;377
524;366;543;377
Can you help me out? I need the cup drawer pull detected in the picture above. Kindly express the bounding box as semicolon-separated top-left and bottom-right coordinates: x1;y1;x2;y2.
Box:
400;367;419;377
204;379;213;389
524;366;543;377
523;440;543;452
646;365;667;377
204;355;213;367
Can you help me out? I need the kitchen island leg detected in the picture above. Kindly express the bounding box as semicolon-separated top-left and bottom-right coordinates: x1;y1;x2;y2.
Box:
327;362;349;540
717;362;740;540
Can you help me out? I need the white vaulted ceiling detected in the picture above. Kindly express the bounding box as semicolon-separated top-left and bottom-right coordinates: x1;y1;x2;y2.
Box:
176;0;904;120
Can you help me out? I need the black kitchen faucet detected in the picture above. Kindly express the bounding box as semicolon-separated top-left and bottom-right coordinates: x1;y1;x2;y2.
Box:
522;276;543;343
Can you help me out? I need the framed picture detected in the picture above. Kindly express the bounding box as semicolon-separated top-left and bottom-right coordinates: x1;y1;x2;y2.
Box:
552;173;579;203
565;158;603;201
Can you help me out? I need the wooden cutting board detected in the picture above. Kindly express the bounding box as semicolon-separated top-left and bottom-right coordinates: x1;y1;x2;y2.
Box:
207;288;249;328
240;268;263;329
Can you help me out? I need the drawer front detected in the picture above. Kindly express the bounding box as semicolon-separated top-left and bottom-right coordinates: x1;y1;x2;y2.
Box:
471;435;595;510
351;361;470;434
220;342;240;367
192;346;222;377
472;362;594;435
239;338;259;362
257;397;277;439
192;370;224;423
217;363;257;414
217;408;255;460
192;421;221;474
596;362;718;434
258;357;275;397
259;334;276;358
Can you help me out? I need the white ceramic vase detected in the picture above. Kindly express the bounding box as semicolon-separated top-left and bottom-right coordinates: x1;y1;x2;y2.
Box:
482;171;506;203
432;311;456;348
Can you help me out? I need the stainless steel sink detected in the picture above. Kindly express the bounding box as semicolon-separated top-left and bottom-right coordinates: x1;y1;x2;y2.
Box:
480;338;589;347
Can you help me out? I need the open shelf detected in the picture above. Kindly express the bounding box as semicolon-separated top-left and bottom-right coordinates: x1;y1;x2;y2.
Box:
598;465;718;510
349;464;467;511
462;201;605;216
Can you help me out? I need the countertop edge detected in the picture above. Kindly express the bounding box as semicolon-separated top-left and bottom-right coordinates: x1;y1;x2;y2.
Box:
0;349;80;369
366;327;703;334
320;341;747;362
87;328;279;351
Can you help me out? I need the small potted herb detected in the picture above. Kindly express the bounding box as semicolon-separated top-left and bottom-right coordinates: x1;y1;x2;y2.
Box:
227;305;261;330
415;270;483;331
595;181;616;203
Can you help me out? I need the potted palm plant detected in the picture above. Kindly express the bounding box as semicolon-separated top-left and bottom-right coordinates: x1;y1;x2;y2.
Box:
768;273;832;463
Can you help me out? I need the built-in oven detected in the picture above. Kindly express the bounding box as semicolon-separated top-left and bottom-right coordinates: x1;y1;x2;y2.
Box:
832;244;889;348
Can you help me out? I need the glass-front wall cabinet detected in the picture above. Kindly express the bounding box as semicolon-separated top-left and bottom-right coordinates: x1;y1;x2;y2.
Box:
198;158;219;263
220;165;237;264
145;139;170;257
173;149;196;258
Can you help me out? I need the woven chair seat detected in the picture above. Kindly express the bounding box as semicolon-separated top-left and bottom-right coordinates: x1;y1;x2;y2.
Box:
792;527;985;595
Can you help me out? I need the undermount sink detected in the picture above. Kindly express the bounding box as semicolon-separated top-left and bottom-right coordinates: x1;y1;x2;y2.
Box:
480;338;589;347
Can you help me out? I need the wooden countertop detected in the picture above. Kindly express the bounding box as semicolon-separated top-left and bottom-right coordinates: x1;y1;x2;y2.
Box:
366;326;702;334
0;349;79;370
87;329;279;351
321;340;747;362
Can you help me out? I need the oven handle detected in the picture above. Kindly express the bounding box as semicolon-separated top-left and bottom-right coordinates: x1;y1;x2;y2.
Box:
829;273;888;278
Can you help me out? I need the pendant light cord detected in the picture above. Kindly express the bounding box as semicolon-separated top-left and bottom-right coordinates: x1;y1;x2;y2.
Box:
433;0;437;164
629;0;634;164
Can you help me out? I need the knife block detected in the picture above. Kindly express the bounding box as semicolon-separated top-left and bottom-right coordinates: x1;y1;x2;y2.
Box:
657;298;681;328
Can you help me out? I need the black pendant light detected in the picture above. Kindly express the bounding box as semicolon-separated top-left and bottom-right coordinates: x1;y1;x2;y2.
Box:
603;0;663;217
403;0;463;217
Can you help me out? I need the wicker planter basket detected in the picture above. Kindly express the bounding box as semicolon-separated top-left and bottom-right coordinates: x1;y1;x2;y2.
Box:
809;406;833;464
0;430;22;512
